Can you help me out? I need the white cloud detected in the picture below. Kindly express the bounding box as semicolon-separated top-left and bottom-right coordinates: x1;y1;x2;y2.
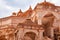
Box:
0;0;60;18
51;0;60;6
0;0;20;18
1;0;19;11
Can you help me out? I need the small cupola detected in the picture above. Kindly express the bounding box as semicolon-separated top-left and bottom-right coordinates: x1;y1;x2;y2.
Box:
12;12;16;16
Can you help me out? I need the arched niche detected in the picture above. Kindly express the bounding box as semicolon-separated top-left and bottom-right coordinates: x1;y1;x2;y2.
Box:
23;32;37;40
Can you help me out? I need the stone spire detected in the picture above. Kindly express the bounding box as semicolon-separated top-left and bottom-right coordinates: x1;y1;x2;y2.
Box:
29;6;32;10
44;0;46;2
44;0;47;4
17;9;23;16
18;9;22;13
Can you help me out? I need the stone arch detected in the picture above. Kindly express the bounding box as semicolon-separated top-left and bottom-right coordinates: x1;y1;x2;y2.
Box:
23;29;38;36
23;31;37;40
41;12;55;38
41;11;58;19
16;27;39;40
41;12;55;27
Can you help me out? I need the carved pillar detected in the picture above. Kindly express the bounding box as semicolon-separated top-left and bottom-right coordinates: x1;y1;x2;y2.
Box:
50;27;54;39
45;27;54;39
38;29;44;40
38;18;42;25
17;29;24;40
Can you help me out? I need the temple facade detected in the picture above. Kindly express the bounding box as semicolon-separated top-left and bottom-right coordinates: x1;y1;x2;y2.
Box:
0;1;60;40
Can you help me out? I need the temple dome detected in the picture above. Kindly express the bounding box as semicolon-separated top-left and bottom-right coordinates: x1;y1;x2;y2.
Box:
12;12;16;16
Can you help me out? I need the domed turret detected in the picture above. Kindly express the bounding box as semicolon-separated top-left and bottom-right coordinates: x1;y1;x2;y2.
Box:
12;12;16;16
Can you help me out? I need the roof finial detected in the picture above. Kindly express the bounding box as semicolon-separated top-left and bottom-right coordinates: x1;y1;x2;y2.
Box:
44;0;46;2
18;9;22;13
29;5;32;10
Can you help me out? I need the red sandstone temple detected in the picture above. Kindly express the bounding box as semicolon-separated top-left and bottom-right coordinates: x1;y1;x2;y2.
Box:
0;0;60;40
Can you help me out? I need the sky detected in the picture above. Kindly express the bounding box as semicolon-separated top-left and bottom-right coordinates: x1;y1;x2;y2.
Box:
0;0;60;18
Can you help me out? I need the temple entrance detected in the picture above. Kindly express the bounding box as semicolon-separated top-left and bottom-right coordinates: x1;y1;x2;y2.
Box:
23;32;36;40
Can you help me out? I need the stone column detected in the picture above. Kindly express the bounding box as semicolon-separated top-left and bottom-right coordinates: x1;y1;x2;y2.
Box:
38;29;44;40
17;29;24;40
50;27;54;39
38;18;42;25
